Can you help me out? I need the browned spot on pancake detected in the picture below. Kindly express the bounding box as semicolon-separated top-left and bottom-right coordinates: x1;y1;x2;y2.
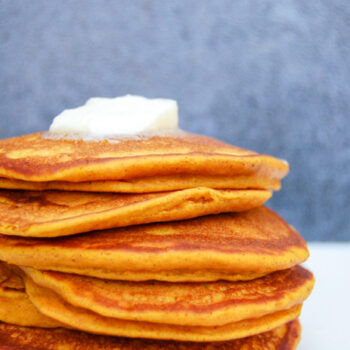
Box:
279;319;301;350
0;190;70;208
0;189;165;231
0;263;25;292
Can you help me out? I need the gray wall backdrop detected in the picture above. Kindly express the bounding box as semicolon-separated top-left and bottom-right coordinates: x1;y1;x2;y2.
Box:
0;1;349;241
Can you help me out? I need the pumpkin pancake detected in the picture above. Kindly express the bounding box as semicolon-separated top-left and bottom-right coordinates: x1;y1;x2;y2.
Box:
0;188;271;237
25;277;302;342
0;207;309;282
0;262;60;328
0;132;288;183
0;320;301;349
22;266;314;327
0;173;281;193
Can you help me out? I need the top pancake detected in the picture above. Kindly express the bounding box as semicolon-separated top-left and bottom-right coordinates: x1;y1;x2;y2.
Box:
0;132;288;183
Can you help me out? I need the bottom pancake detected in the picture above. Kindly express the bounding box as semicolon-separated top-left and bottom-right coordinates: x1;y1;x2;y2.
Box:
0;263;60;328
0;320;301;350
25;277;302;342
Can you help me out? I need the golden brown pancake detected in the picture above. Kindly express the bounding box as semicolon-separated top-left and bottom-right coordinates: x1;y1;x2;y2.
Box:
0;132;288;182
0;262;60;328
0;188;271;237
0;320;301;349
0;207;309;282
25;277;302;342
0;173;281;193
22;266;314;327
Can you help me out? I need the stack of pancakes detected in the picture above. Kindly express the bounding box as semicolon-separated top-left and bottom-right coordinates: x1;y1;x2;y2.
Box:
0;131;314;349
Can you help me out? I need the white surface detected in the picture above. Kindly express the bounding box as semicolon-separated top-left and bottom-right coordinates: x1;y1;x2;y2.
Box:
49;95;179;137
299;242;350;350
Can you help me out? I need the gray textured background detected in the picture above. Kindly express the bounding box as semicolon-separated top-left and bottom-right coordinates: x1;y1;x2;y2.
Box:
0;1;349;241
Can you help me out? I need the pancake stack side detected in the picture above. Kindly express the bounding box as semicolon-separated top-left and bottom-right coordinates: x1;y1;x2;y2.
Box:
0;131;314;350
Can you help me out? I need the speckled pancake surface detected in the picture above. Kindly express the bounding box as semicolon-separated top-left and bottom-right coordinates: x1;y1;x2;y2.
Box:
23;266;314;327
25;277;302;342
0;207;309;282
0;262;60;328
0;188;271;237
0;320;301;350
0;132;288;183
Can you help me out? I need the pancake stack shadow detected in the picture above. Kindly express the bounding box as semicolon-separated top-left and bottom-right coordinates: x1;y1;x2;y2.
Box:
0;131;314;349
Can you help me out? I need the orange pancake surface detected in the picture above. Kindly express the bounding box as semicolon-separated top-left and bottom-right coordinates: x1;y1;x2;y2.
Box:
0;132;288;182
23;266;314;327
0;173;281;193
0;262;60;328
0;188;271;237
25;276;302;342
0;320;301;350
0;207;309;281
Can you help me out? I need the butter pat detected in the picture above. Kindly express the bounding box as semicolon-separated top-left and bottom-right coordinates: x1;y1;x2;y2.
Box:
49;95;179;137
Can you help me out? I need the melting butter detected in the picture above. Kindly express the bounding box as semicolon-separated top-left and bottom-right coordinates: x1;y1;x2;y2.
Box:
49;95;179;137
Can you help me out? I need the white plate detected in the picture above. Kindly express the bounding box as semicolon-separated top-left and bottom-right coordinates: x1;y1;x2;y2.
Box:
299;242;350;350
